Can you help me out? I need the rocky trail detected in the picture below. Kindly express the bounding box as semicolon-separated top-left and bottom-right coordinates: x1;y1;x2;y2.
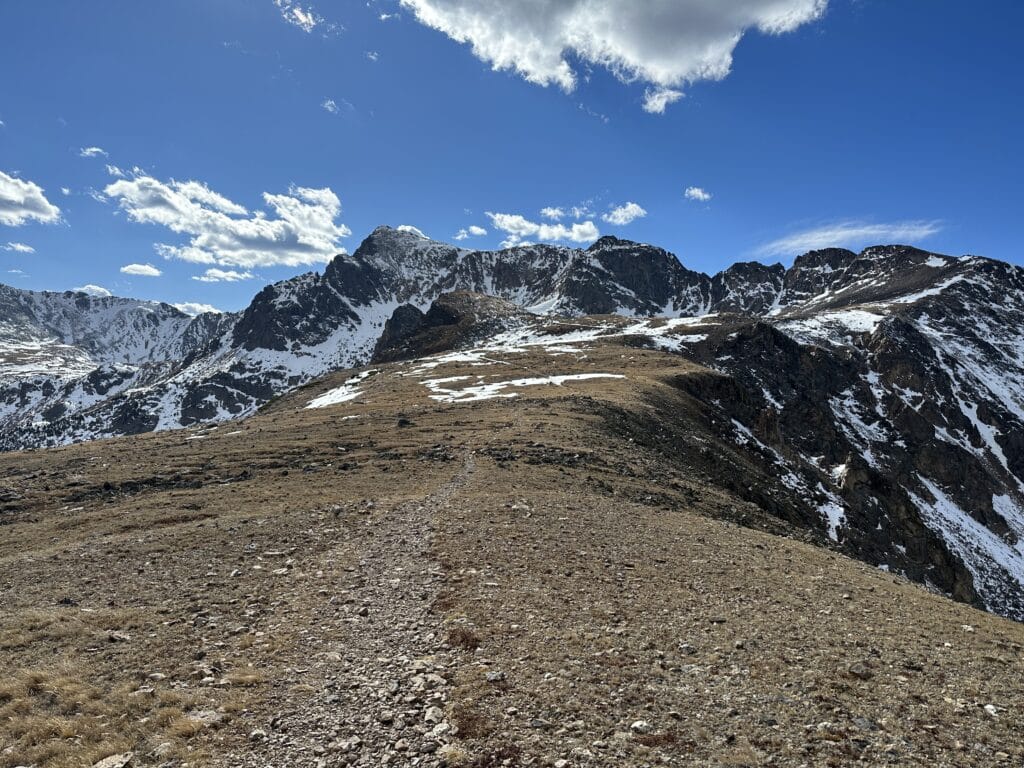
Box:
222;456;476;767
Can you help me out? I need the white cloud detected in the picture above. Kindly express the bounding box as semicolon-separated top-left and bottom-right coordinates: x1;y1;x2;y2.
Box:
0;171;62;226
540;207;565;221
322;98;340;114
487;211;600;248
79;146;108;158
120;263;162;277
366;50;380;62
643;88;684;114
192;268;255;283
756;220;944;258
602;201;647;226
106;164;126;178
3;242;34;253
684;186;712;202
174;302;223;316
60;187;71;196
380;12;398;21
74;284;112;297
453;225;487;240
274;0;325;32
400;0;826;112
104;174;351;269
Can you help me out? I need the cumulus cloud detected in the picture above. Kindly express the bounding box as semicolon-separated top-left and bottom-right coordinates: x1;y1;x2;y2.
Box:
602;202;647;226
79;146;108;158
120;263;162;277
174;302;223;316
192;268;255;283
104;173;351;269
174;299;222;313
0;171;62;226
3;242;35;253
487;211;600;248
453;225;487;240
400;0;826;112
74;284;112;297
684;186;713;203
540;207;565;221
756;220;944;258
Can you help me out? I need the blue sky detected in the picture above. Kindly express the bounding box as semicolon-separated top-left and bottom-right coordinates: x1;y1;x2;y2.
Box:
1;0;1021;313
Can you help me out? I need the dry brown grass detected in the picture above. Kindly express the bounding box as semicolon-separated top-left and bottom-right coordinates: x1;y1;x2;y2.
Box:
223;668;265;687
447;625;482;651
0;665;226;768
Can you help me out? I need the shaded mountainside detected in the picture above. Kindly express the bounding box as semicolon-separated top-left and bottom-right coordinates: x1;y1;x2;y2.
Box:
2;329;1024;767
2;228;1023;622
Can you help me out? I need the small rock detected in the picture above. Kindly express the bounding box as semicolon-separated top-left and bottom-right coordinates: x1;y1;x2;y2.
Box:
424;706;444;724
92;754;133;768
630;720;653;734
485;670;506;683
249;729;268;742
847;662;873;681
984;704;999;718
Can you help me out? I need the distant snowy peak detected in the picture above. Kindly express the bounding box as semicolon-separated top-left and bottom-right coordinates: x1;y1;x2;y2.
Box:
0;226;1021;457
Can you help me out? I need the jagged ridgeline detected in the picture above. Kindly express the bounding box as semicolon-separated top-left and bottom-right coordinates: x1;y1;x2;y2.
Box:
2;226;1023;619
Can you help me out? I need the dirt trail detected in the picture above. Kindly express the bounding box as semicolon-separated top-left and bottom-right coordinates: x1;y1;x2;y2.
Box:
220;455;477;767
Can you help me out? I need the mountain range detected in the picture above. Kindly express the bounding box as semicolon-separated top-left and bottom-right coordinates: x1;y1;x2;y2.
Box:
2;226;1023;621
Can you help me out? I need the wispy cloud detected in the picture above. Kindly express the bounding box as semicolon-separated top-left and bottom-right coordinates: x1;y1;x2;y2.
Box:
684;186;712;203
756;220;944;257
79;146;108;158
273;0;339;34
643;88;683;114
3;242;35;253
